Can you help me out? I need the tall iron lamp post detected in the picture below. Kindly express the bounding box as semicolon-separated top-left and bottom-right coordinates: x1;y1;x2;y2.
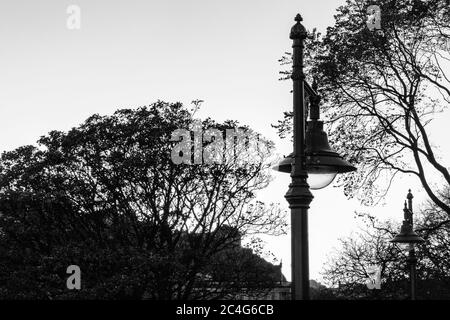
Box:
273;14;356;300
391;190;424;300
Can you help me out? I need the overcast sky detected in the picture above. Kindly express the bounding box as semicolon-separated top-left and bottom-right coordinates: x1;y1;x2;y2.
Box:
1;0;449;282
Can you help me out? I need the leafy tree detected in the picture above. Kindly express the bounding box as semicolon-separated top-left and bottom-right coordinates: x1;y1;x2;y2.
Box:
274;0;450;211
0;101;286;299
322;187;450;299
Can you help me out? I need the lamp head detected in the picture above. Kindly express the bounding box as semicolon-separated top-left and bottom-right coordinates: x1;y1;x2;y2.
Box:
391;220;424;244
273;120;356;189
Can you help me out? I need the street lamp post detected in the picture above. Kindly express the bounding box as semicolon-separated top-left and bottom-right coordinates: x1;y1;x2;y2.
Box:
284;13;314;301
274;14;356;300
391;190;424;300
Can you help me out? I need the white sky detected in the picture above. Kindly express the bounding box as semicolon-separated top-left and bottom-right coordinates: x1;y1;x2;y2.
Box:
1;0;449;282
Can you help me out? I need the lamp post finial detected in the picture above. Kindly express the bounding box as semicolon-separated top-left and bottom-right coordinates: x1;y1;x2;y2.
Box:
290;13;307;40
407;189;413;199
407;189;413;212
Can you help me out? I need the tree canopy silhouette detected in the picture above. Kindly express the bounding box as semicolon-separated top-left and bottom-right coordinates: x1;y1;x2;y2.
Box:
0;101;286;299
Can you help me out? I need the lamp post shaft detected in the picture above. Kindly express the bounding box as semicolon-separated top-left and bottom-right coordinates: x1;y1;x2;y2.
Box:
409;248;417;300
407;190;418;300
285;14;313;300
290;205;310;299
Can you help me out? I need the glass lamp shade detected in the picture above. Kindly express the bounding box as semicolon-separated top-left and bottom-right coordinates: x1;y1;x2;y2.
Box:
307;166;338;190
398;243;414;252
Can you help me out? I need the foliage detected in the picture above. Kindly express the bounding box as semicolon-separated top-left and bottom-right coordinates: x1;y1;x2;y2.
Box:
322;187;450;299
0;101;286;299
274;0;450;211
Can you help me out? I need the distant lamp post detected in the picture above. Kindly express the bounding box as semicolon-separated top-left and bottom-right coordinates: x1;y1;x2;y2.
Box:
273;14;356;300
391;190;424;300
